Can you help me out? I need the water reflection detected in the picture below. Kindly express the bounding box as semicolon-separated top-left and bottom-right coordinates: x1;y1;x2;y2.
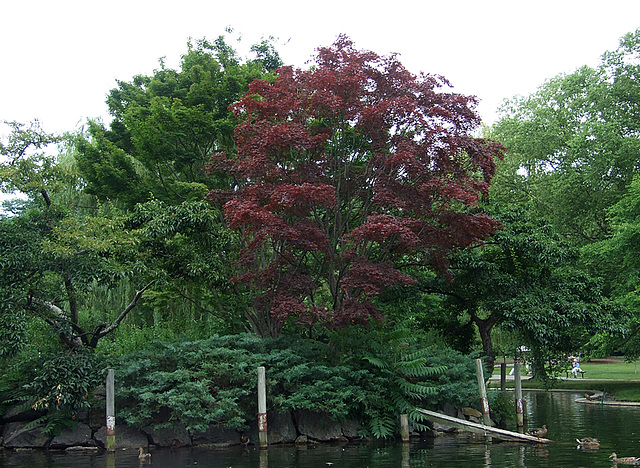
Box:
1;392;639;467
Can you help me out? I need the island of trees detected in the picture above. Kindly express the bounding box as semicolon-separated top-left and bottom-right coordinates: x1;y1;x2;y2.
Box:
1;29;640;444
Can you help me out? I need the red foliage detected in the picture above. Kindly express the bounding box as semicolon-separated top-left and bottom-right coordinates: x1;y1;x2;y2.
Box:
205;35;505;335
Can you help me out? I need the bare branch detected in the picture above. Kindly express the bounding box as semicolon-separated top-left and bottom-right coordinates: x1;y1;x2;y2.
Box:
97;280;156;338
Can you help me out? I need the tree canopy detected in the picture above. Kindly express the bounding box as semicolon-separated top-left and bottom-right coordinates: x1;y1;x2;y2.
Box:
491;28;640;246
74;36;282;207
205;35;505;337
427;203;620;377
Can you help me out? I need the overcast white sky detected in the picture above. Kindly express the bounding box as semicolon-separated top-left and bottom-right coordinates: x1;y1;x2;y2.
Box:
1;1;640;134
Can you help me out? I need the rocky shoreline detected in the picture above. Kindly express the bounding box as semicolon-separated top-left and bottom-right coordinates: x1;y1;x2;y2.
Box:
0;403;475;451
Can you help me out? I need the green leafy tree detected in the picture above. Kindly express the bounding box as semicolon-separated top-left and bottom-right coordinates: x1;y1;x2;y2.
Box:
0;122;154;353
123;199;246;335
582;177;640;360
74;35;281;207
425;203;620;379
491;29;640;246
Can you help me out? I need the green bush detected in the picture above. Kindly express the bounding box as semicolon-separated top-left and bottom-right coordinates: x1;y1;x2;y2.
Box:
488;390;513;428
114;331;480;439
1;350;102;435
116;335;369;432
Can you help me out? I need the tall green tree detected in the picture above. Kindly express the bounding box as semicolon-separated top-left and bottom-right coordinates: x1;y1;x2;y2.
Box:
74;35;281;207
581;177;640;359
0;121;153;353
491;28;640;246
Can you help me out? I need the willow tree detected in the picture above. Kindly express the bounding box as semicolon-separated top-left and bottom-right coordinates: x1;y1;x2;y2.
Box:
0;121;153;353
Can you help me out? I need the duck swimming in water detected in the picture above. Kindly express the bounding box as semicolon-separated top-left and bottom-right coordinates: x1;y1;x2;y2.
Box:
576;437;600;449
138;447;151;459
609;452;640;464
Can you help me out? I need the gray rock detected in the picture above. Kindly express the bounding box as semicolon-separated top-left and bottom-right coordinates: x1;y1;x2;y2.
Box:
246;411;297;445
432;422;457;433
85;406;106;430
142;423;191;447
341;418;361;439
443;403;457;417
295;411;342;441
2;421;51;448
1;405;45;423
191;426;239;447
270;411;297;444
50;423;93;448
94;424;149;449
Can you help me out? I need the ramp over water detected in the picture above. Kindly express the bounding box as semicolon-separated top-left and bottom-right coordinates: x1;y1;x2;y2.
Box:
416;408;552;444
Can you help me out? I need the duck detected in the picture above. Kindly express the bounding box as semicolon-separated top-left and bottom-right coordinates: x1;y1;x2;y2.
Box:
138;446;151;460
240;435;250;446
609;452;640;464
527;424;548;439
576;437;600;448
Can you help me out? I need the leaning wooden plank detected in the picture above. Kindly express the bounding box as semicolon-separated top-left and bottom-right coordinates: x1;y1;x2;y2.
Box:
415;408;552;444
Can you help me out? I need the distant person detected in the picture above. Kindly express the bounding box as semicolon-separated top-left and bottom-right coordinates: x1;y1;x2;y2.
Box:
571;360;580;377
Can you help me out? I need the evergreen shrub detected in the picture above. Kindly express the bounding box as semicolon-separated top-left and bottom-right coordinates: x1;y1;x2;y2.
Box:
115;332;480;438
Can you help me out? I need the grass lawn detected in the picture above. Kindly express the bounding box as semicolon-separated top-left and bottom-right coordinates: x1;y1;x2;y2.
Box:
579;360;640;380
490;358;640;401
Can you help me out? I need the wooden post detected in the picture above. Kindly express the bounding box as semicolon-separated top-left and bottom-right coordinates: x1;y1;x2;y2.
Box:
514;362;524;428
400;414;409;442
401;440;410;468
106;368;116;452
500;362;506;391
106;452;115;468
259;448;268;468
257;366;268;448
475;358;491;426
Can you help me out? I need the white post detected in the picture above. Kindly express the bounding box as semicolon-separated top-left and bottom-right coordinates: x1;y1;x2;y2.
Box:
400;414;409;442
258;366;268;448
514;362;524;428
106;368;116;451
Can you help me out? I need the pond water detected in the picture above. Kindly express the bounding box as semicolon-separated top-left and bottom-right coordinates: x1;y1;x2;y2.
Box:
1;391;639;467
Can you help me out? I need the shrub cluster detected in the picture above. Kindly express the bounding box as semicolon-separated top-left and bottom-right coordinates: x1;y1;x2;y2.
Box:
0;328;482;439
114;332;480;438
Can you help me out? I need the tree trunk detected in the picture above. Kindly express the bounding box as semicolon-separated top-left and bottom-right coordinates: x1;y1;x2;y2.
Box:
471;314;498;377
245;305;282;338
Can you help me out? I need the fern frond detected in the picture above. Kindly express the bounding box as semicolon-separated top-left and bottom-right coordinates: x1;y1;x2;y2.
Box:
396;379;438;399
22;416;47;431
362;355;388;369
366;413;396;439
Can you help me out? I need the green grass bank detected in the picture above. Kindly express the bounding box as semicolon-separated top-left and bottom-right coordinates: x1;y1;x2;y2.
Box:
489;357;640;401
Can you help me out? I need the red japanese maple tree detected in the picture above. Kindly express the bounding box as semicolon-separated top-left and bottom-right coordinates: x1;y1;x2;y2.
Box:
206;35;505;337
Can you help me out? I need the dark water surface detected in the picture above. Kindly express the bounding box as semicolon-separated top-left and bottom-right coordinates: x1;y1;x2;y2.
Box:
1;391;639;467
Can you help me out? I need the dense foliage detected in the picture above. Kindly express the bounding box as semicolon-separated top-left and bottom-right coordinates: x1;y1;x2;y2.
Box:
426;203;620;378
74;36;281;207
114;331;478;438
206;35;505;337
4;28;640;439
492;29;640;247
490;28;640;368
